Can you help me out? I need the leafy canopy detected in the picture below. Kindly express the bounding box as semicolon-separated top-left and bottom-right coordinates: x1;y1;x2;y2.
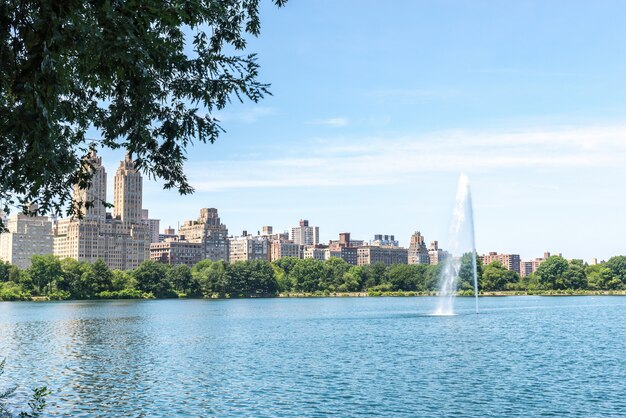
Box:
0;0;286;224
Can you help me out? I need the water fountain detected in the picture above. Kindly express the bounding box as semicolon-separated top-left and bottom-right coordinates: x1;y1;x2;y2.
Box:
434;173;479;315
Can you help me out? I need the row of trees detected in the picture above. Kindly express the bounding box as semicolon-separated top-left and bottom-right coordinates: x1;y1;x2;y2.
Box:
2;254;626;301
467;254;626;292
0;256;284;300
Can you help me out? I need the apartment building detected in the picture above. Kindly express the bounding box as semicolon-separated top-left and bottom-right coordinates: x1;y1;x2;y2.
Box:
53;152;151;270
0;211;53;269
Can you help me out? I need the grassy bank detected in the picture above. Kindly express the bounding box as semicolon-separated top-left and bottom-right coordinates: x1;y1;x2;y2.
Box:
7;289;626;302
280;290;626;298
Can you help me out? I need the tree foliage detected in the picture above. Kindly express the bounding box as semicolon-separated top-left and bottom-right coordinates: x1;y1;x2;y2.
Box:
535;256;572;290
27;255;62;294
481;261;519;291
167;264;197;296
4;253;626;301
0;0;286;226
605;256;626;287
586;264;620;290
0;261;10;282
132;260;174;298
457;253;483;292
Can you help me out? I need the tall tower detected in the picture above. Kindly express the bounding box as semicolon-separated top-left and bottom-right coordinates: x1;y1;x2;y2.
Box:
73;150;107;223
179;208;229;261
114;152;143;223
408;231;430;264
290;219;319;246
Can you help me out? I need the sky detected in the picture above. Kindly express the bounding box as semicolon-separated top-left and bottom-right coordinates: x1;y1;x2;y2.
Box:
98;0;626;262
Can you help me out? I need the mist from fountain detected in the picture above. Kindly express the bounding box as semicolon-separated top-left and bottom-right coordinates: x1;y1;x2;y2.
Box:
434;173;479;316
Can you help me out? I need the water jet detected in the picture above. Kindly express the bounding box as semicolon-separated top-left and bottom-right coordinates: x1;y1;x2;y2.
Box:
434;173;479;315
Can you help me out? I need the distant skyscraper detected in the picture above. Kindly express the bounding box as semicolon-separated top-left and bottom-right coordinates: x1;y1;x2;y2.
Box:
290;219;319;246
0;212;53;269
303;246;326;261
53;151;151;270
370;234;399;247
270;241;303;261
141;209;160;243
159;226;178;242
179;208;229;261
326;233;359;265
73;150;107;223
357;246;408;266
519;252;554;277
228;234;270;262
481;252;521;274
150;236;203;267
408;232;430;265
428;241;449;265
519;261;534;278
114;153;143;224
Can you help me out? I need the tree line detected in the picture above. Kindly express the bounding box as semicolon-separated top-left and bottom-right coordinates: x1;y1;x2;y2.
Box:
1;254;626;301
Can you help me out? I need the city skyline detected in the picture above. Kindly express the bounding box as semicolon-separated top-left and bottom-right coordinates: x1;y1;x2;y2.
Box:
91;149;615;264
1;150;580;271
88;1;626;261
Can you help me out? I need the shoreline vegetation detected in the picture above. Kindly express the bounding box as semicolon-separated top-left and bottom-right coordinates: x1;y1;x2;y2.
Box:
18;290;626;302
283;289;626;297
2;254;626;302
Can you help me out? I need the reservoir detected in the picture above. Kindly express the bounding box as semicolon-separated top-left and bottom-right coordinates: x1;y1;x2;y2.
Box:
1;296;625;416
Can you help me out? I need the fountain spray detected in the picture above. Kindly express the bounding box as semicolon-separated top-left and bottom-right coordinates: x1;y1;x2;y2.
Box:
434;173;479;315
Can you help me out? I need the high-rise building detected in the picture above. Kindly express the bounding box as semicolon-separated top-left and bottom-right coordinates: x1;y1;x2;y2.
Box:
141;209;160;243
519;261;534;278
228;233;270;262
339;247;358;265
113;153;143;224
178;208;229;261
159;226;177;242
270;241;303;261
327;233;359;265
290;219;319;246
428;241;449;265
150;236;203;267
53;151;151;270
73;150;107;223
259;226;289;242
519;252;556;277
408;231;429;265
357;246;408;266
303;246;326;261
0;212;53;269
323;248;342;260
329;232;350;250
481;252;521;274
370;234;399;247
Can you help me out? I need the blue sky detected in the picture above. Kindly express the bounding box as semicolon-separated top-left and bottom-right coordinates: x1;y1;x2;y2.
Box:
100;0;626;262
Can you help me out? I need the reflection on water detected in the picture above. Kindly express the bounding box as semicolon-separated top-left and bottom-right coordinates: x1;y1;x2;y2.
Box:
1;297;626;416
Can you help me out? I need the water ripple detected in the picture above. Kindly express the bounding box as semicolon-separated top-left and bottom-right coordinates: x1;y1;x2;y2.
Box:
1;297;626;416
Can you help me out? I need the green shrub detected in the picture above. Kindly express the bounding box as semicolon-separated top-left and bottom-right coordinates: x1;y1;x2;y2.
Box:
97;289;144;299
0;282;31;301
46;290;71;300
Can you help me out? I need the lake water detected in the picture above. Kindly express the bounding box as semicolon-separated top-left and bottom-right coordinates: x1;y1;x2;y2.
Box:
1;296;625;416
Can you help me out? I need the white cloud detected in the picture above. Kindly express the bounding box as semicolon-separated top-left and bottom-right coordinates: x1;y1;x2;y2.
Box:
215;106;277;124
306;117;349;127
186;124;626;192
